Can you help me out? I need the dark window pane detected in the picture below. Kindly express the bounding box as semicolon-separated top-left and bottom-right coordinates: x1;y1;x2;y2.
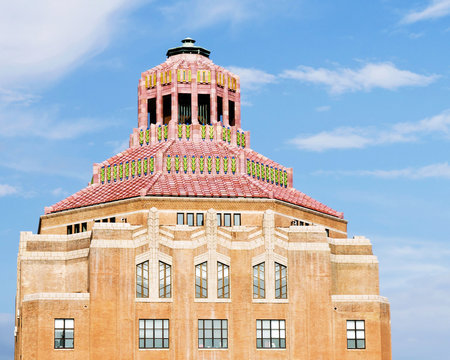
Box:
348;339;356;349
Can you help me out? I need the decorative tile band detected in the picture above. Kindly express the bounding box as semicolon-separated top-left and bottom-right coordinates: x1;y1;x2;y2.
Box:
166;155;237;175
100;157;155;184
246;159;287;188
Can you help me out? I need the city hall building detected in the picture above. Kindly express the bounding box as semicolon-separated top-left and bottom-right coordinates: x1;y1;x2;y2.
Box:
15;39;391;359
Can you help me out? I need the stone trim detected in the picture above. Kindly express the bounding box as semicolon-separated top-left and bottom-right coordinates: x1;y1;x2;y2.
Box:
135;298;173;303
20;248;89;261
90;240;135;248
331;254;378;264
328;236;372;246
332;295;389;304
23;293;90;302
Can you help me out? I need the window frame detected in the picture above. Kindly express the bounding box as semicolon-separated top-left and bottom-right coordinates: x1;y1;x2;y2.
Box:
139;319;169;349
217;213;222;226
233;213;241;226
136;261;149;298
198;319;228;349
159;261;171;298
256;319;286;349
217;262;230;299
253;262;265;299
177;213;184;225
187;213;195;226
223;213;231;227
346;320;365;349
54;318;74;349
195;261;208;298
196;213;204;226
274;262;287;299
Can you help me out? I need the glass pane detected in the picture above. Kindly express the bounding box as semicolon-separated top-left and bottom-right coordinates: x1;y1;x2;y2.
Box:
280;330;286;338
198;339;204;348
262;320;270;329
224;214;231;227
234;214;241;226
155;339;163;348
177;213;184;225
347;330;355;339
223;339;228;348
147;339;154;348
356;321;365;330
54;319;64;328
222;320;227;329
163;339;169;348
139;339;145;348
197;213;204;226
272;339;280;348
272;329;279;338
146;329;153;338
214;329;221;338
55;330;64;339
357;339;365;349
257;339;262;348
205;339;213;348
139;319;144;328
272;320;279;329
187;213;194;226
280;321;285;329
213;339;220;348
213;319;221;328
347;321;355;330
163;329;169;338
164;320;169;328
155;329;162;338
146;320;153;328
205;329;212;338
139;330;145;338
263;330;270;338
356;330;365;339
217;214;221;226
347;339;356;349
280;339;286;348
65;330;74;339
65;339;74;348
256;320;262;329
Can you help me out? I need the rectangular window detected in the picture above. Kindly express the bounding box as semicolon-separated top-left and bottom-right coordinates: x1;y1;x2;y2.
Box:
159;261;171;298
139;319;169;349
187;213;194;226
195;262;208;298
102;218;108;223
253;262;265;299
177;213;184;225
256;319;286;349
217;262;229;298
198;319;228;349
223;213;231;227
233;213;241;226
81;222;87;232
54;318;74;349
275;263;287;299
74;223;80;233
66;225;73;235
109;217;116;223
217;213;222;226
136;261;149;298
196;213;204;226
347;320;365;349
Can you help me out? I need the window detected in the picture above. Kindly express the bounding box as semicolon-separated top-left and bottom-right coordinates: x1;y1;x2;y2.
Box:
217;213;222;226
198;320;228;349
195;262;208;298
81;222;87;232
136;261;149;298
54;318;74;349
139;319;169;349
347;320;365;349
109;217;116;223
187;213;194;226
197;213;204;226
223;213;231;227
177;213;184;225
159;261;171;298
275;263;287;299
256;320;286;349
253;262;265;299
74;223;80;233
67;225;72;235
217;262;229;298
233;213;241;226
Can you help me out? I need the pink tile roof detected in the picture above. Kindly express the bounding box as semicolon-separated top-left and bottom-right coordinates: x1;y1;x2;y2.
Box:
47;140;344;219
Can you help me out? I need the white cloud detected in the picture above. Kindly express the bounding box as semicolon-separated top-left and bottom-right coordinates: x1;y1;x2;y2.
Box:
314;162;450;180
0;184;18;197
401;0;450;24
315;105;330;112
290;110;450;151
0;0;144;87
281;62;438;94
226;66;276;91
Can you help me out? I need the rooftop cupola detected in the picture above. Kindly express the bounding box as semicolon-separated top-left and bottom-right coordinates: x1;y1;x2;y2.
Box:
166;37;211;58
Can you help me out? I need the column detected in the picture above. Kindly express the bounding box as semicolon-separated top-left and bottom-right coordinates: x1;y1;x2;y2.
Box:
171;68;178;124
210;69;217;124
235;76;241;128
156;71;163;125
138;77;147;128
223;73;229;127
191;66;198;125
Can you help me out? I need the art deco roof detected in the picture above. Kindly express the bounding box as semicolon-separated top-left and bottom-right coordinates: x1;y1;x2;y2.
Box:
46;124;343;219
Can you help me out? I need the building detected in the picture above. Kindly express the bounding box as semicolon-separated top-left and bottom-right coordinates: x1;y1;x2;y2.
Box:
15;38;391;359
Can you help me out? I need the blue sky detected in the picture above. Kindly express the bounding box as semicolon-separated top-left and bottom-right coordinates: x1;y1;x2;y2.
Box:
1;0;449;358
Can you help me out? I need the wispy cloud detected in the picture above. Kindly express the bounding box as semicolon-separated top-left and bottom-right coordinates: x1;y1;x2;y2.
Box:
0;184;18;197
226;66;276;91
281;62;438;94
401;0;450;24
289;110;450;151
314;162;450;180
315;105;331;112
0;0;145;87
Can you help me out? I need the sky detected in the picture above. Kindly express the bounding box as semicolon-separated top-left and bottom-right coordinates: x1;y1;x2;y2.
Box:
0;0;449;359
